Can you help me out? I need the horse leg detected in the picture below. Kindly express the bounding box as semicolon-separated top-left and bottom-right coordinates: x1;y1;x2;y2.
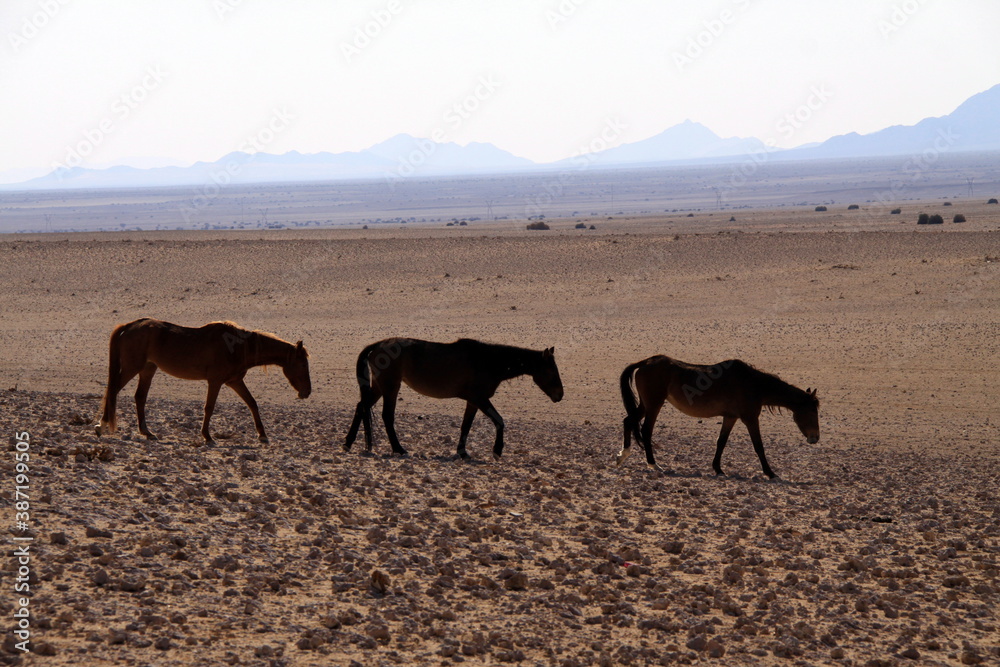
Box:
617;402;645;466
344;397;373;452
473;399;505;461
742;415;776;479
134;363;158;440
712;416;738;476
227;378;268;443
356;386;383;453
344;381;384;452
457;402;478;460
639;402;663;471
201;381;223;444
380;389;408;456
344;402;364;452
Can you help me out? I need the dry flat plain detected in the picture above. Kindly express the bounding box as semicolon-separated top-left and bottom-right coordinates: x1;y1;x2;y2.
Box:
2;202;1000;666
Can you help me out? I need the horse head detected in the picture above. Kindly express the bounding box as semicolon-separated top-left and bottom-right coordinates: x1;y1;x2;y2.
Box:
283;341;312;399
793;387;820;444
532;347;564;402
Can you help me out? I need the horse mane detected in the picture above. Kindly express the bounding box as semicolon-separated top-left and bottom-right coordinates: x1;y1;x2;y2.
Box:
454;338;537;356
211;319;247;330
208;322;304;370
740;361;815;410
211;321;296;348
454;338;542;376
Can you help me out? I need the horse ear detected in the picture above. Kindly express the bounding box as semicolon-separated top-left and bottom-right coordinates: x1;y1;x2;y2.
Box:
543;347;554;358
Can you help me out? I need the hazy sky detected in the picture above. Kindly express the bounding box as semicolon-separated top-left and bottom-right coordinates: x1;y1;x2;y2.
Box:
2;0;998;181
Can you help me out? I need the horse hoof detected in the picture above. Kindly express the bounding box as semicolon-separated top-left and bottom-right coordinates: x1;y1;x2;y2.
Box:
258;436;269;444
492;452;502;462
392;449;409;458
145;434;158;441
615;448;631;467
342;443;352;453
458;451;471;461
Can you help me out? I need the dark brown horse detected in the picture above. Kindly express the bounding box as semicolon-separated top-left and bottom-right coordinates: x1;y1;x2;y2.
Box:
617;355;819;478
96;318;311;443
344;337;563;459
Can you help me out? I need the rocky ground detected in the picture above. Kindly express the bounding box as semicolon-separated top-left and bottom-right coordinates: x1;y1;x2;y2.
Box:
3;388;998;666
2;216;999;665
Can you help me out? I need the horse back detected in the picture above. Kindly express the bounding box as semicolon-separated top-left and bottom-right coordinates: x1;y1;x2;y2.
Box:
394;339;477;398
120;318;249;381
634;355;758;419
364;338;491;399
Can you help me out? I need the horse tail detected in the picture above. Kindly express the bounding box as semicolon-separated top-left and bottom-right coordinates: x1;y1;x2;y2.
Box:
97;322;129;435
355;341;382;397
620;361;645;441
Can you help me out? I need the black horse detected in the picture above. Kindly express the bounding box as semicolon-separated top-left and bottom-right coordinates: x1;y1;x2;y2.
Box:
344;338;563;459
617;355;819;478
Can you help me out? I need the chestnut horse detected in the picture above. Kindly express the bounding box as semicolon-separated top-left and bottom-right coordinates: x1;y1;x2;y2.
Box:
617;355;818;478
344;337;563;459
96;318;311;443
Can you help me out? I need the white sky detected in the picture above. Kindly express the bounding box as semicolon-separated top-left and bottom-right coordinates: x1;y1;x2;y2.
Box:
2;0;998;180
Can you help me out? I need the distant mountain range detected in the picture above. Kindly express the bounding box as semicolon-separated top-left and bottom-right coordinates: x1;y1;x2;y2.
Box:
557;119;768;167
13;137;534;191
5;84;999;191
785;83;1000;160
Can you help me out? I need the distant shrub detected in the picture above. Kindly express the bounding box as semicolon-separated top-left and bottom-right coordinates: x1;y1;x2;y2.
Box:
575;222;587;229
988;198;999;204
917;213;930;224
928;214;944;224
943;201;952;206
890;208;902;215
459;221;467;226
847;204;859;210
526;221;550;230
729;216;736;222
953;214;967;223
815;206;827;212
589;225;596;230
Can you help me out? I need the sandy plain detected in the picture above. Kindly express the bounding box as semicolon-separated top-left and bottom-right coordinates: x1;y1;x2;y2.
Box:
1;190;1000;665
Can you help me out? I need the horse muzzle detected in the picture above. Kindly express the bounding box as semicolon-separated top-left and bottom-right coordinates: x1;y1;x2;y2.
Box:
807;435;819;444
549;389;564;403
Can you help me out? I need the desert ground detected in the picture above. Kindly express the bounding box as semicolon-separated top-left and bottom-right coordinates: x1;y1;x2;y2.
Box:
2;173;1000;666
